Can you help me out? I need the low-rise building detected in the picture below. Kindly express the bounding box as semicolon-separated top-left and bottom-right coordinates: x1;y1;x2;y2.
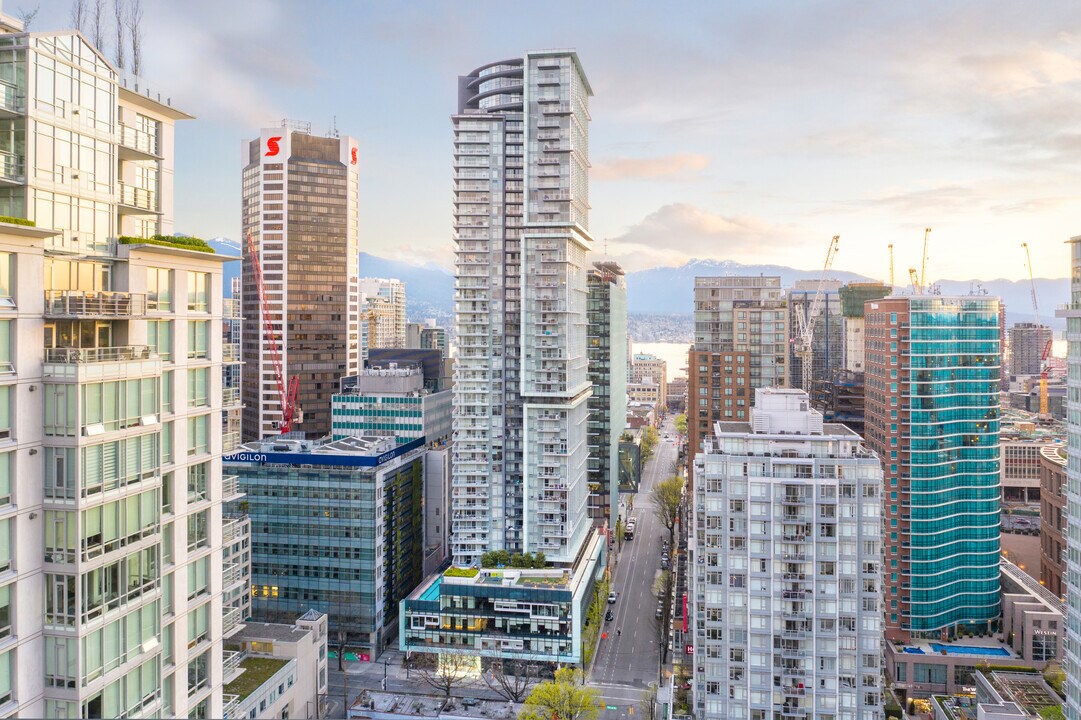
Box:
226;435;426;660
1040;444;1068;598
224;611;329;720
331;366;452;444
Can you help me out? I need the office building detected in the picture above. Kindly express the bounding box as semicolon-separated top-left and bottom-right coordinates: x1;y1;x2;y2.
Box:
1000;433;1054;504
587;261;627;527
865;295;1002;642
1040;444;1067;599
688;276;787;473
628;381;664;408
330;365;452;444
1009;322;1054;378
401;49;605;668
689;389;883;719
787;279;843;391
226;435;425;660
631;352;668;411
1057;235;1081;719
839;282;891;374
406;320;448;357
667;376;688;414
241;124;361;441
361;277;407;350
366;348;448;392
0;17;242;717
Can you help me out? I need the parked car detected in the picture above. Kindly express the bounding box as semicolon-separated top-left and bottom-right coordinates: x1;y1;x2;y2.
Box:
608;592;618;604
605;609;614;621
661;559;670;570
655;605;664;618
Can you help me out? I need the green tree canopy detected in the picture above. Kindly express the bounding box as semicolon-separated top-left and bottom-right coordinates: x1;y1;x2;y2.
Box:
652;475;684;541
519;668;601;720
674;414;687;435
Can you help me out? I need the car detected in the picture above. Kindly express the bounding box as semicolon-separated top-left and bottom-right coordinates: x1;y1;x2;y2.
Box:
661;553;670;562
462;699;480;708
608;592;617;604
605;609;614;621
661;559;670;570
655;606;663;618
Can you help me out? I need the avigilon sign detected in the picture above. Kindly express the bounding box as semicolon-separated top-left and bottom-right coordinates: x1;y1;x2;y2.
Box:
223;436;425;467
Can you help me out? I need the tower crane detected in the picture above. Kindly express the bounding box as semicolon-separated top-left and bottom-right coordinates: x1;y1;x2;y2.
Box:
908;267;921;293
1022;242;1053;420
794;235;840;393
920;227;931;291
888;243;894;287
245;232;300;434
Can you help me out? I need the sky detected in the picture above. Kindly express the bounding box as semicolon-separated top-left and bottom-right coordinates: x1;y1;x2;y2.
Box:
32;0;1081;280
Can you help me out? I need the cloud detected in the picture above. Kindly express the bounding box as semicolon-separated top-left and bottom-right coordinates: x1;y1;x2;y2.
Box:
956;48;1081;95
854;185;981;216
592;153;709;181
607;203;806;271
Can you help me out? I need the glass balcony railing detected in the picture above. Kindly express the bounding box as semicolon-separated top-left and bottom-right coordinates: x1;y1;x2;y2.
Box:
222;386;241;408
118;123;159;156
0;81;23;114
222;474;243;501
0;151;24;182
223;694;240;720
44;290;147;318
222;561;243;588
222;605;244;638
45;345;154;364
118;183;159;212
222;342;241;363
222;431;240;454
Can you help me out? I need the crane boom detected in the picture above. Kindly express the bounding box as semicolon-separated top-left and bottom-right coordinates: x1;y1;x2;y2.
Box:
796;235;840;392
920;227;931;291
245;232;300;434
1023;242;1052;421
908;267;921;293
888;243;894;287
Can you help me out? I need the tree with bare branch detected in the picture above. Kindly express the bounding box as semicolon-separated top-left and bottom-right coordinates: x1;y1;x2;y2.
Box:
70;0;86;31
111;0;125;69
415;652;474;703
126;0;142;77
91;0;105;48
16;5;39;30
482;659;540;703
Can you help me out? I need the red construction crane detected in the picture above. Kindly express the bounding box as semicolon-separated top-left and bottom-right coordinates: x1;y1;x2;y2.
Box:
245;232;299;434
1022;242;1052;420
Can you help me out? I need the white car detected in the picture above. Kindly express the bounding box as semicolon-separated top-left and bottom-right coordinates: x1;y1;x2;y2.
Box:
608;592;617;604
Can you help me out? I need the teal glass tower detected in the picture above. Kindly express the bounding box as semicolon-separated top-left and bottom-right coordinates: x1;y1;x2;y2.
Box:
865;295;1002;641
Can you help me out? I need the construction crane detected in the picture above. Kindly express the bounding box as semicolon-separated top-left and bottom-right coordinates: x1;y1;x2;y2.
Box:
1022;242;1053;420
908;267;921;293
920;227;931;291
888;243;894;287
245;232;300;434
794;235;840;393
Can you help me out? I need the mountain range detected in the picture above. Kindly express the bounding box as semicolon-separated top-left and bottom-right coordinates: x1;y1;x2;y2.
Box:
205;240;1067;330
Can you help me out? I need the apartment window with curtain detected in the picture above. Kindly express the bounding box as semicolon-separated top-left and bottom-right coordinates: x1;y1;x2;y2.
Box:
187;321;207;359
0;252;12;307
187;414;208;456
0;320;11;375
147;320;172;361
187;557;209;600
187;272;209;312
147;267;172;311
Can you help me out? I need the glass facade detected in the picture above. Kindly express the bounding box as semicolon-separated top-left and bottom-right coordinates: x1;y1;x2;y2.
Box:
1060;237;1081;719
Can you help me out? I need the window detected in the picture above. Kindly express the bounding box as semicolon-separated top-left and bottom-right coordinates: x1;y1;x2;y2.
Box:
187;651;209;698
162;422;174;464
187;272;209;312
0;253;12;306
0;385;10;439
187;557;209;600
187;510;208;552
0;320;11;374
187;603;209;647
187;463;208;503
147;268;172;311
162;370;173;413
187;414;208;456
147;320;173;361
187;368;208;408
187;321;208;359
0;451;8;506
45;573;75;627
0;584;9;640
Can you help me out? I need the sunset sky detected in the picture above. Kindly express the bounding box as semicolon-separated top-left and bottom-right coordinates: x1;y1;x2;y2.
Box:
35;0;1081;280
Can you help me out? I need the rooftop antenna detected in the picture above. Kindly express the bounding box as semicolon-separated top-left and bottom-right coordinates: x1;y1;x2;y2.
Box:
329;115;339;138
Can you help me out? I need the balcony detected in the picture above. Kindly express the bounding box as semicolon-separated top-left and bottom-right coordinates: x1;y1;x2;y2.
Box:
222;431;241;455
222;560;244;589
0;151;23;185
223;651;244;684
45;290;147;318
222;605;244;639
118;123;160;159
44;344;161;382
223;342;241;363
223;514;245;543
222;694;241;720
222;474;243;501
0;80;23;116
222;386;241;408
118;182;160;214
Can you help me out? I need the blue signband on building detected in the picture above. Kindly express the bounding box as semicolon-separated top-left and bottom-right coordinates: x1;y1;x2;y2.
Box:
224;436;426;467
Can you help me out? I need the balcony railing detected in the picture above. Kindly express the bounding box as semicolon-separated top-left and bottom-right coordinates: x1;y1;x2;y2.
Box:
119;123;159;156
223;650;244;684
222;431;241;454
223;694;241;720
222;386;241;407
0;151;23;182
118;183;159;212
222;561;243;589
222;515;244;543
222;474;243;501
223;605;244;638
45;290;147;318
0;81;23;114
45;345;153;364
222;342;241;363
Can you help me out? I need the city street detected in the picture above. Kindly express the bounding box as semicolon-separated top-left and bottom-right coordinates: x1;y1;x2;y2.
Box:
592;416;678;717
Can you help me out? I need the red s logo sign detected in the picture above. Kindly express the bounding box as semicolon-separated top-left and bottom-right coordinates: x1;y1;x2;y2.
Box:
265;136;282;157
350;147;358;165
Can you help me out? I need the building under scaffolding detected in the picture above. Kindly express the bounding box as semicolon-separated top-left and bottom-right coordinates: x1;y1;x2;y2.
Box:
815;369;867;436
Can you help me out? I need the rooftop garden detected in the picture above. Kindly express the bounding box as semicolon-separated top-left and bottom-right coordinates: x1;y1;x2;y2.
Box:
0;216;33;226
119;234;216;253
444;567;479;578
480;550;546;569
223;657;288;701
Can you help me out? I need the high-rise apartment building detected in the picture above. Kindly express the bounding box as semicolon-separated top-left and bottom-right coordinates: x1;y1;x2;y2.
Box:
865;295;1002;641
631;352;668;411
690;389;883;720
241;125;360;441
406;320;448;357
688;277;786;472
787;279;843;392
0;17;239;716
451;50;594;567
1008;322;1053;378
839;282;891;374
361;277;407;350
1057;236;1081;718
1039;444;1067;599
587;261;627;527
400;50;605;669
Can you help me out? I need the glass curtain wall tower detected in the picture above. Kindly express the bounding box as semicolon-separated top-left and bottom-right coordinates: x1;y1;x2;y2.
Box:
451;51;593;566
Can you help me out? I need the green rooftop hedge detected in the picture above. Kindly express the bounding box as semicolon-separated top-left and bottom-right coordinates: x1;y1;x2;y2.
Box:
118;234;216;253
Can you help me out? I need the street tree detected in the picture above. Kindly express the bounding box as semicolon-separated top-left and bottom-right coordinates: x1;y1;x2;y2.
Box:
674;414;687;436
518;668;600;720
484;659;540;703
652;475;684;542
640;426;659;462
640;682;659;720
416;652;474;702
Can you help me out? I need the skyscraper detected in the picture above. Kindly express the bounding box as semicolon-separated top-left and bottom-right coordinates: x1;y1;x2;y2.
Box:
241;125;361;441
587;261;627;527
451;51;594;566
787;279;843;392
690;389;883;719
0;15;237;716
1008;322;1054;378
1057;236;1081;718
865;295;1002;641
360;277;407;349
